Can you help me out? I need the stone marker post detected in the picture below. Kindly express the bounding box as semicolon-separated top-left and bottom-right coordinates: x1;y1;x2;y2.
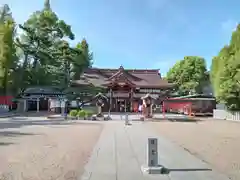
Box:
148;138;158;167
125;113;130;125
141;138;163;174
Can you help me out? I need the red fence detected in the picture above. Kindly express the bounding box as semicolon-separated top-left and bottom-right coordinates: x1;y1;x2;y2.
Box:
0;96;13;105
162;101;192;116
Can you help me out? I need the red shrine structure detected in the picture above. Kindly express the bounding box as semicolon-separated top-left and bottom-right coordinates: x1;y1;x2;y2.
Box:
72;66;174;113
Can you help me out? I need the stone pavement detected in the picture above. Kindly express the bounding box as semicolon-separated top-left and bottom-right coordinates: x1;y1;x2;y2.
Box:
80;121;230;180
106;113;188;121
0;112;16;118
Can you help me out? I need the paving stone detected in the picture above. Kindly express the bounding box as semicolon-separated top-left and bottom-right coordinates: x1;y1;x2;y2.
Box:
80;121;230;180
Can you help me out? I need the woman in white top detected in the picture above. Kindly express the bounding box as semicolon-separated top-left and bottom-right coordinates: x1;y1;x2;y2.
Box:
138;104;142;113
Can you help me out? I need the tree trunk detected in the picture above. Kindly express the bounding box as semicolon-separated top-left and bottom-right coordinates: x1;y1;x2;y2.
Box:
18;53;29;90
2;68;8;95
64;60;71;88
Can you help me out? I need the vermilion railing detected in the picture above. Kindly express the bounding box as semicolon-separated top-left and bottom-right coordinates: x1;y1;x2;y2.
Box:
162;101;192;117
0;96;13;105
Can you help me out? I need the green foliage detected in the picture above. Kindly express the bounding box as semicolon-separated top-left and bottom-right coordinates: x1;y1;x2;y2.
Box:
210;24;240;110
72;39;93;80
9;0;93;92
166;56;208;95
69;110;78;117
84;109;94;117
0;4;19;95
77;110;86;118
15;4;76;88
0;4;13;23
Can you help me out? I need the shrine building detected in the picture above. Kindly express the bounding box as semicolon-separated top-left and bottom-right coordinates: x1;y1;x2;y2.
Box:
71;66;174;112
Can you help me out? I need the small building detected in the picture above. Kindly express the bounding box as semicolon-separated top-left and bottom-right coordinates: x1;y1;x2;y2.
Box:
17;87;66;113
165;94;216;116
71;66;174;112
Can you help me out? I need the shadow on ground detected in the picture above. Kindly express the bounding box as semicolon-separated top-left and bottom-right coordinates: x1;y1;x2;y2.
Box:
0;142;15;146
0;119;95;130
0;131;38;137
0;131;39;146
151;117;202;123
161;166;212;174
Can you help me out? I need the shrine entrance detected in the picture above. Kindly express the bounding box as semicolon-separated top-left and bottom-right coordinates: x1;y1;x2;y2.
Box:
114;98;131;112
109;83;133;113
27;97;49;111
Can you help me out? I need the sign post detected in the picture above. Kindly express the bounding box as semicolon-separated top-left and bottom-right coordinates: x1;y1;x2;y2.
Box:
148;138;158;167
141;138;164;174
125;113;130;125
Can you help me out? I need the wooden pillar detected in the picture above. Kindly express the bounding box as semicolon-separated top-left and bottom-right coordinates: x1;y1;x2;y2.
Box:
61;99;65;115
109;88;112;112
97;106;102;114
162;101;165;118
130;88;133;112
23;99;27;112
48;99;50;112
150;104;153;117
37;98;40;112
124;99;127;112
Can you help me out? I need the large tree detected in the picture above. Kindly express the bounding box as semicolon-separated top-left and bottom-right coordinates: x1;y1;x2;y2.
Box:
210;46;233;98
16;0;75;87
1;0;93;94
72;39;93;80
0;4;18;95
166;56;208;95
211;24;240;110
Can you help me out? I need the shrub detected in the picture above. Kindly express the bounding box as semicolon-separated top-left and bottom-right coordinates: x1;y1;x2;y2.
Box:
69;110;78;117
85;110;94;117
77;110;86;118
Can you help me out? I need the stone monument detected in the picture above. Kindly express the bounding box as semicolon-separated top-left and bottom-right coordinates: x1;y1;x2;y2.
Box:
94;93;108;117
141;94;155;118
141;138;164;174
124;113;131;125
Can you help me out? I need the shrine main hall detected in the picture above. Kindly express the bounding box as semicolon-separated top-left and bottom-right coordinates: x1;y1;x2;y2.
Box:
72;66;174;112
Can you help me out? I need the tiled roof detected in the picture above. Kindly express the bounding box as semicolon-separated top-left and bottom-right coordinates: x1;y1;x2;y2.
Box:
72;66;174;88
23;87;64;95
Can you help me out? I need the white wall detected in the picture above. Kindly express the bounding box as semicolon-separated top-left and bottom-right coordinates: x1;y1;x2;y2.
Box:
213;109;240;121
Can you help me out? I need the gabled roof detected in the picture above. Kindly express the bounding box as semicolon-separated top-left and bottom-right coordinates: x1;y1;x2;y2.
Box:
141;93;157;99
94;92;108;99
23;87;64;95
108;65;141;81
72;66;174;89
169;94;215;100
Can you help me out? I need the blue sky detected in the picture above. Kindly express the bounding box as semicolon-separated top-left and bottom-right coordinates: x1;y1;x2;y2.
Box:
1;0;240;76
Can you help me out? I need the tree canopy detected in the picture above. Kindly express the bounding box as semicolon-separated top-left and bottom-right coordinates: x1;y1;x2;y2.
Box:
0;4;18;95
210;24;240;110
0;1;93;95
166;56;208;96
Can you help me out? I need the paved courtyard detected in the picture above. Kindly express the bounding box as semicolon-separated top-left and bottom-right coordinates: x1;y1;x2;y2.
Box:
0;116;237;180
0;117;103;180
150;119;240;180
80;120;229;180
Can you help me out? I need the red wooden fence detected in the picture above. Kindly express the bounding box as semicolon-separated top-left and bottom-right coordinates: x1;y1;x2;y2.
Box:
0;96;13;105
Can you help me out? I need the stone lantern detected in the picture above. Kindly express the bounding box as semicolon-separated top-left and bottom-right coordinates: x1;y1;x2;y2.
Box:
94;93;108;117
141;93;155;118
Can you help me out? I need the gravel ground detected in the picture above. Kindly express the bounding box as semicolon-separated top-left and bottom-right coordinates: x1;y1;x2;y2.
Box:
150;119;240;180
0;120;103;180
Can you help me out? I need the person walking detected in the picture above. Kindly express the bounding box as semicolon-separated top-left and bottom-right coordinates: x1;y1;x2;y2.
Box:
120;102;125;120
138;104;142;114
